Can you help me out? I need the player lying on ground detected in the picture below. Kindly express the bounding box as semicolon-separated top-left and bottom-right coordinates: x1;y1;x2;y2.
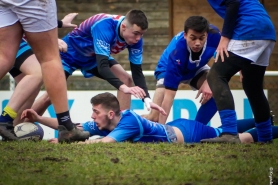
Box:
142;16;221;124
21;92;277;144
30;10;159;118
0;13;87;141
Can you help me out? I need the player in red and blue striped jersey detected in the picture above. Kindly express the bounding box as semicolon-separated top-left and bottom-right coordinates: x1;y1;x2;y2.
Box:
31;10;165;117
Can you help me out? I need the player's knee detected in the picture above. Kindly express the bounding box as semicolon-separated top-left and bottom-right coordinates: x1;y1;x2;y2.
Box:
122;73;133;86
29;73;43;86
41;93;52;105
206;69;216;84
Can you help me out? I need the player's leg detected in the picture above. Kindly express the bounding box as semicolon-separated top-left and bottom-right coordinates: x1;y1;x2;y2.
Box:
30;71;71;117
190;67;217;125
201;52;245;143
0;23;22;79
0;51;43;126
142;87;165;122
110;63;133;110
241;42;275;143
14;0;89;142
13;54;43;125
0;6;24;139
240;126;278;143
141;78;165;122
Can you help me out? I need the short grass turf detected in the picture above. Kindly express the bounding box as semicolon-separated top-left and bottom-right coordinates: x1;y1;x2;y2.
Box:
0;141;277;185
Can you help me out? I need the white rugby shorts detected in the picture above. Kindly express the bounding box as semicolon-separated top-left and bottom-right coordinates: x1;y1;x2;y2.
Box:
227;39;275;66
0;0;57;32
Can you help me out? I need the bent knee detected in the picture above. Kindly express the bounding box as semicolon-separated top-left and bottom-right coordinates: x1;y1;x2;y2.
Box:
122;73;133;86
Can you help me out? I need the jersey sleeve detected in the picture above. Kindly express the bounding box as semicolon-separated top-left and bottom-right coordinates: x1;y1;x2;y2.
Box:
128;39;143;65
91;19;114;57
163;49;184;91
106;114;141;142
82;121;110;137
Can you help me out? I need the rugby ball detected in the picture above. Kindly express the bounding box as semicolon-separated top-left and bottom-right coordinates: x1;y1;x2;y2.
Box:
14;122;44;141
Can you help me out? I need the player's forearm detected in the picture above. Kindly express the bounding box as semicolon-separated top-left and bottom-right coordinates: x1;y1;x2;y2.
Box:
96;54;124;89
130;63;150;99
37;116;59;130
159;89;176;124
221;0;240;39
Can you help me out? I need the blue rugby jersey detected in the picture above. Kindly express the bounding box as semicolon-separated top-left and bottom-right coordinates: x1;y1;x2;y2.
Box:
158;27;220;90
207;0;276;41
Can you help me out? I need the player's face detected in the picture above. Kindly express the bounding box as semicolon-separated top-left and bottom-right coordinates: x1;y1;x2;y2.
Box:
184;29;208;53
122;23;146;45
91;104;111;130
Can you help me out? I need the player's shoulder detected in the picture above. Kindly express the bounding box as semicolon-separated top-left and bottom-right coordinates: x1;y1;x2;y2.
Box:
207;24;221;47
120;110;141;122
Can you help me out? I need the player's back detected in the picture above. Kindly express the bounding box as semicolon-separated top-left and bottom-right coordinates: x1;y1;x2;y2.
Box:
64;13;123;58
121;110;170;143
207;0;276;41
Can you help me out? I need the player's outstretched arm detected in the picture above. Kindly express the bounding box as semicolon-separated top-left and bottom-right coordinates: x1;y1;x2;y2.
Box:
78;136;116;144
21;109;59;130
159;89;177;124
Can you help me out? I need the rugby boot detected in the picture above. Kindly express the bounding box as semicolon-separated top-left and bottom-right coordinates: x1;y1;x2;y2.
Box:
201;133;241;144
0;122;18;141
58;125;90;143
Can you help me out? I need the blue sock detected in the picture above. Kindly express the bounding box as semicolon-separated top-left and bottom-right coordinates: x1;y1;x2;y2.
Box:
0;110;14;122
195;98;217;125
219;110;237;135
255;118;272;142
236;118;256;133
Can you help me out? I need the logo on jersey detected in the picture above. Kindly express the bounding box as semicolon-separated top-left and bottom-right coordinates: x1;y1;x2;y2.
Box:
131;49;141;55
176;59;181;65
96;39;110;50
87;121;96;130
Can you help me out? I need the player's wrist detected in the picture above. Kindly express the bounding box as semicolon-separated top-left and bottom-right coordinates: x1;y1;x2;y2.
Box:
143;97;152;103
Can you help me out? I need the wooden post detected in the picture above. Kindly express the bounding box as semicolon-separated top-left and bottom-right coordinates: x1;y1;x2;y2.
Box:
168;0;173;41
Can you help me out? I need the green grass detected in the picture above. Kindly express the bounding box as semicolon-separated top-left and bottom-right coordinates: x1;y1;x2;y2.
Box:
0;141;277;185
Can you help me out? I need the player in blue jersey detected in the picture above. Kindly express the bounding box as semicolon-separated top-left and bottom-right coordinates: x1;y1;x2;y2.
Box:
201;0;276;143
30;10;162;118
0;14;89;141
143;16;221;124
22;92;278;144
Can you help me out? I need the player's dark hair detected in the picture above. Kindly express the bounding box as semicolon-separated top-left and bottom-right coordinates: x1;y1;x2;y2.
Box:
91;92;121;116
184;16;209;34
125;9;148;30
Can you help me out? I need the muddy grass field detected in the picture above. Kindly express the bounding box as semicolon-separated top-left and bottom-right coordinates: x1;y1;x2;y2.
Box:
0;141;277;185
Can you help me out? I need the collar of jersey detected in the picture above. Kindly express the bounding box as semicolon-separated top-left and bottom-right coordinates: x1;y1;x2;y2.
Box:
187;40;207;64
116;16;126;43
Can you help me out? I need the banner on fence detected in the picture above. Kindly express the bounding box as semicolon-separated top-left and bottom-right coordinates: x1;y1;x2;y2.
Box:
0;90;266;140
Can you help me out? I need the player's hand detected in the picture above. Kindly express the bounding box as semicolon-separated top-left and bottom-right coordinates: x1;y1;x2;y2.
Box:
21;109;40;122
239;70;243;83
195;80;212;104
48;138;59;144
149;102;167;116
215;36;230;62
119;84;146;99
58;39;68;53
61;13;78;28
